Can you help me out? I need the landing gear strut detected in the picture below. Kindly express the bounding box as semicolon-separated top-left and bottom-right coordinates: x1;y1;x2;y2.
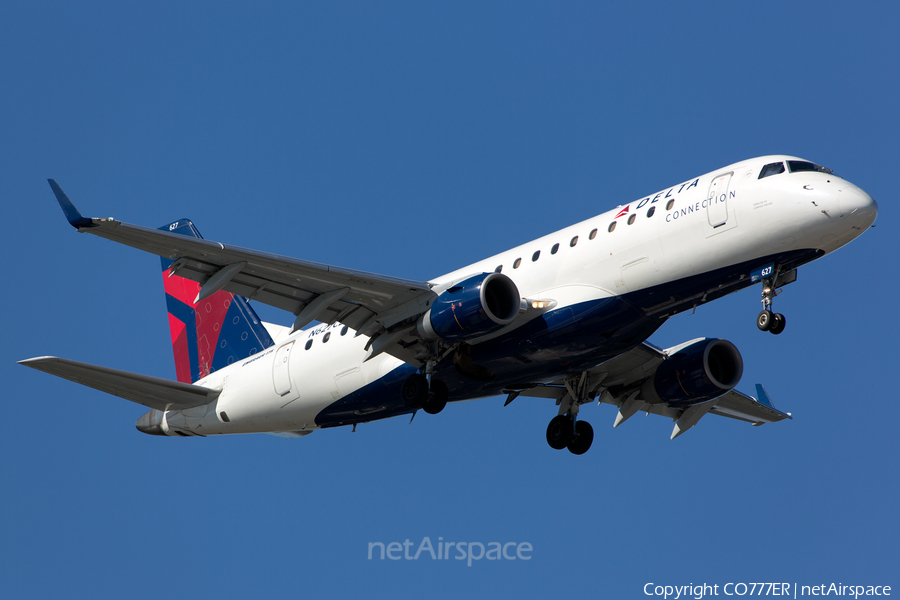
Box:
757;267;788;335
545;372;596;455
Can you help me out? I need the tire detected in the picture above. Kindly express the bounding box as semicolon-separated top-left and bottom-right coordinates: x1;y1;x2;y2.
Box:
546;415;575;450
568;421;594;455
401;373;428;408
770;313;786;335
423;379;448;415
757;310;773;331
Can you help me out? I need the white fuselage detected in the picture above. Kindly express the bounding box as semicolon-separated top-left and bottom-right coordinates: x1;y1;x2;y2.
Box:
158;155;877;436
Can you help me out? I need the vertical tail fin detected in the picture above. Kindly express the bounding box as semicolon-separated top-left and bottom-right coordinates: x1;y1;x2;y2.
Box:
160;219;274;383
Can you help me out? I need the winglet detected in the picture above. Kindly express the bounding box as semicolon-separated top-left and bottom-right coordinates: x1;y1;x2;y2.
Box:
48;179;96;229
755;384;775;408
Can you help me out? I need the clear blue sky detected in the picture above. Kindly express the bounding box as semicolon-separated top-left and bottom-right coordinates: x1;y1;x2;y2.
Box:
2;2;897;598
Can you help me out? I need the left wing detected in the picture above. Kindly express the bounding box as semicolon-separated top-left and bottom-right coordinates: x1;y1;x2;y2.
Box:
507;341;791;439
48;180;437;364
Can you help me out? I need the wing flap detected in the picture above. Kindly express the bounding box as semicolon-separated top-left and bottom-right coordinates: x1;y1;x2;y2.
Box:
167;255;380;329
709;389;791;425
87;219;432;315
18;357;220;411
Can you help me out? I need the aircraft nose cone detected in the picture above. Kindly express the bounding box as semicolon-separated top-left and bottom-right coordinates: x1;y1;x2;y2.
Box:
840;185;878;228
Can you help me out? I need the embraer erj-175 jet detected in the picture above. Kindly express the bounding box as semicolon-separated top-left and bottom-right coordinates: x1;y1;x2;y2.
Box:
20;156;877;454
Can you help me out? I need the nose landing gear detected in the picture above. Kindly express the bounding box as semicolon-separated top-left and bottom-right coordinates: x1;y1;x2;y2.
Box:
757;309;786;335
755;265;795;335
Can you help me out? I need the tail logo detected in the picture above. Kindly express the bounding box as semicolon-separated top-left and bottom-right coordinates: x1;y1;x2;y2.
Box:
160;219;274;383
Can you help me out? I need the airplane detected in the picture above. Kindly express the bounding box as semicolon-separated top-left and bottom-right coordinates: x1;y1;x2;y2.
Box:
19;156;878;454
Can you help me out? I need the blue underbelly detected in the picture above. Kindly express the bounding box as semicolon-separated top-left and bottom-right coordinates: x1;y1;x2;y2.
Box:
314;295;660;428
314;247;821;428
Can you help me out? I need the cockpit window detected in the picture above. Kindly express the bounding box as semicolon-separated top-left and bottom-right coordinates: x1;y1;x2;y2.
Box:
758;162;785;179
787;160;832;174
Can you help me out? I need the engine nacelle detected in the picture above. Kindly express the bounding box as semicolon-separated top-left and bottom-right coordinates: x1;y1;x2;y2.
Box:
417;272;520;342
643;338;743;407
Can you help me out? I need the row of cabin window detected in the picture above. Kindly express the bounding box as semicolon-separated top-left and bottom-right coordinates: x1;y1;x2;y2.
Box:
496;200;676;272
304;324;350;350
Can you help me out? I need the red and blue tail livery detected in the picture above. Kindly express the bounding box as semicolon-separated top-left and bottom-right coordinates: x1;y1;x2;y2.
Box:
160;219;274;384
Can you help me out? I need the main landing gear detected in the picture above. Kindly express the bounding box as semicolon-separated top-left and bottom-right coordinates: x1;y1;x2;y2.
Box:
545;372;595;455
401;371;448;415
756;266;792;335
547;416;594;455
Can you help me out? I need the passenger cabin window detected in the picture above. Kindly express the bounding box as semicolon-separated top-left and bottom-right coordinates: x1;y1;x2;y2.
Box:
305;339;313;350
513;258;522;269
551;243;559;255
788;160;831;174
495;265;502;273
589;228;598;240
647;206;656;218
570;236;578;247
758;162;785;179
532;250;540;262
341;325;348;336
323;332;331;343
627;214;636;225
608;221;616;233
666;199;675;210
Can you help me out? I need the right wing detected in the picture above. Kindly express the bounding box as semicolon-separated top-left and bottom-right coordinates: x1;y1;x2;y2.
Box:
507;341;791;438
18;357;220;411
586;342;791;426
48;180;438;364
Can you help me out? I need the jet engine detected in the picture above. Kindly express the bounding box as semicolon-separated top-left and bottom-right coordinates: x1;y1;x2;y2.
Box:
417;272;520;342
642;338;743;407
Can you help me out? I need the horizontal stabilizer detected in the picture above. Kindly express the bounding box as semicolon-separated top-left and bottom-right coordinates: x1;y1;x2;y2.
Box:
18;357;220;411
